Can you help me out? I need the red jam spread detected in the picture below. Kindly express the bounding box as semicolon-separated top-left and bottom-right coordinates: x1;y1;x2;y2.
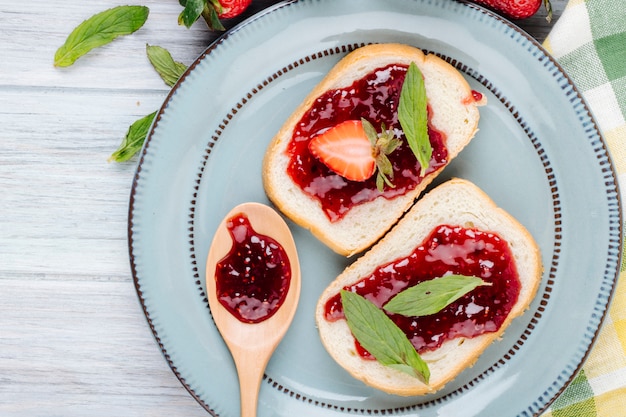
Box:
286;64;448;222
215;213;291;324
324;225;521;355
472;90;483;102
463;90;483;105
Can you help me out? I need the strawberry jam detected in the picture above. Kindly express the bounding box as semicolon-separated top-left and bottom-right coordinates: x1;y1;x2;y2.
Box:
286;64;447;222
324;225;521;355
463;90;484;105
215;213;291;324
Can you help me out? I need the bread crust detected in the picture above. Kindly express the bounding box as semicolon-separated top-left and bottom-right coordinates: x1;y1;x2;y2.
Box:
315;178;543;396
262;44;485;256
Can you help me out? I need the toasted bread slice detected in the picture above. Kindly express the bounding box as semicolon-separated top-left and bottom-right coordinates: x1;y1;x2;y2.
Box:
315;178;542;396
263;44;485;256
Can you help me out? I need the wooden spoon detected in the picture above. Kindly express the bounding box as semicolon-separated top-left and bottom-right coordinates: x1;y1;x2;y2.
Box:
205;202;301;417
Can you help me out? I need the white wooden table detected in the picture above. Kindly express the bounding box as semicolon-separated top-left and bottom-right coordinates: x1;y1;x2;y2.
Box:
0;0;565;415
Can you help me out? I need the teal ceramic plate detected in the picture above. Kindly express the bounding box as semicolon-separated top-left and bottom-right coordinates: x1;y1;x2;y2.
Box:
129;0;622;415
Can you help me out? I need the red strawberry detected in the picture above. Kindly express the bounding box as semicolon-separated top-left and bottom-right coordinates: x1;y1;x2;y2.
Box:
308;120;376;182
470;0;548;20
217;0;252;19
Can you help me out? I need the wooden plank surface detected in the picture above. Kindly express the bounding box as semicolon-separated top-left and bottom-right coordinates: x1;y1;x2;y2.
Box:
0;0;566;415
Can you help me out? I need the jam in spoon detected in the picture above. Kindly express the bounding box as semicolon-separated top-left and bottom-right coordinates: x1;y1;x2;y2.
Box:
205;202;301;417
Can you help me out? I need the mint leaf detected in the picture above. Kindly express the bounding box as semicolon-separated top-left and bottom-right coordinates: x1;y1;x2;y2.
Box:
109;111;157;162
341;290;430;383
384;275;490;317
54;6;149;67
146;45;188;87
398;62;431;176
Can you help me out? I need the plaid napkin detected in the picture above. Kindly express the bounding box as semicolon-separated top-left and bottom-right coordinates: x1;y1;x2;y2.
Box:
542;0;626;415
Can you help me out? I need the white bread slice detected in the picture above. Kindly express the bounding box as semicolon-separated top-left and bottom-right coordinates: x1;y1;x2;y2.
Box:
263;44;486;257
315;178;542;396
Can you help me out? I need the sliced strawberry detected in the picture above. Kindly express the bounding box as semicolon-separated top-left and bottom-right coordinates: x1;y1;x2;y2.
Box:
308;120;376;182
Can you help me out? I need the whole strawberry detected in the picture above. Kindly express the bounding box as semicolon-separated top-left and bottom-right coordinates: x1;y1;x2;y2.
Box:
471;0;551;20
217;0;253;19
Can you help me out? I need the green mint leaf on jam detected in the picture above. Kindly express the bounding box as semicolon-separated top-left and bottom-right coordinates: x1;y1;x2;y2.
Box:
361;118;402;192
384;275;490;317
146;45;188;87
398;62;431;176
341;290;430;383
109;111;157;162
54;6;149;67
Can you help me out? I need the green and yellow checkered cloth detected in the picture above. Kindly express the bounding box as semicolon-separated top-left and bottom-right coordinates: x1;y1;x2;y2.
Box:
542;0;626;415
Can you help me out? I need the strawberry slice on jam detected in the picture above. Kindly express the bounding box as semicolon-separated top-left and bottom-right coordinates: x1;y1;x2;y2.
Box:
308;120;376;182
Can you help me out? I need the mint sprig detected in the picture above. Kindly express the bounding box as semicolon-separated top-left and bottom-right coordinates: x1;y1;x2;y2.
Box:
361;61;432;190
341;290;430;383
341;274;488;381
54;6;149;67
398;62;431;176
384;275;490;317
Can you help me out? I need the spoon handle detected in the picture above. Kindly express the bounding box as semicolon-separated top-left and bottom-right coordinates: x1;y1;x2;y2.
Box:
233;349;271;417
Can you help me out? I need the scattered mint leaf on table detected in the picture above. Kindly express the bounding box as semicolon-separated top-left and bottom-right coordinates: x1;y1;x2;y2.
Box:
109;111;157;163
54;5;149;67
398;61;431;176
384;275;490;317
340;290;430;383
146;45;188;87
110;46;188;162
